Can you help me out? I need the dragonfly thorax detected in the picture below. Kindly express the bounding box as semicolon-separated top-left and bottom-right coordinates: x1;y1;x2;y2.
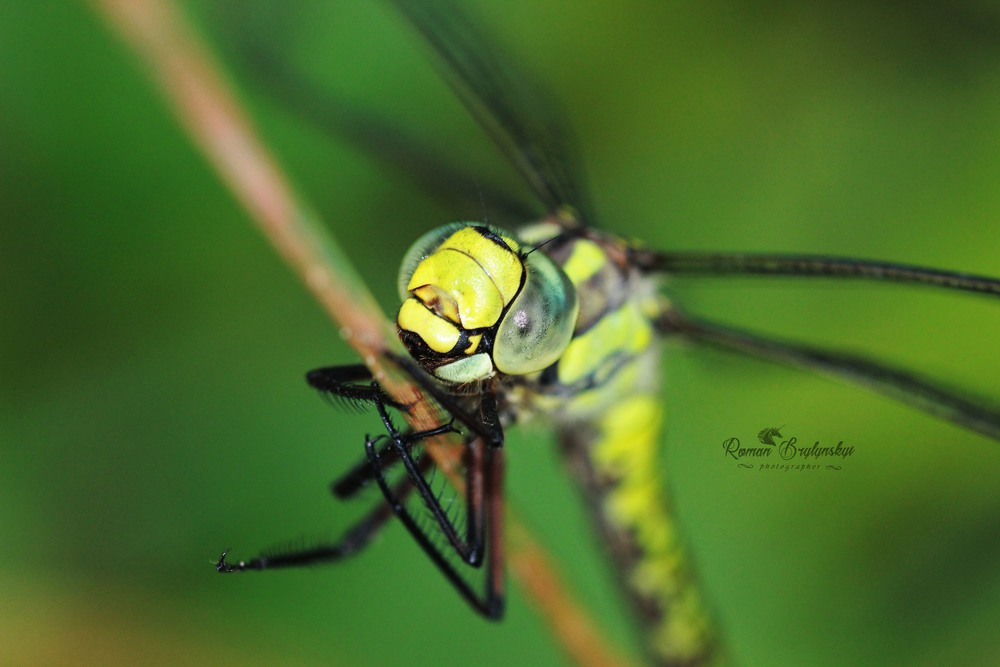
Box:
396;223;579;384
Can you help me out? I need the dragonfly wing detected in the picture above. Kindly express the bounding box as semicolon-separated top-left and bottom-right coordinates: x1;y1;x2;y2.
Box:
388;0;596;225
633;248;1000;298
215;8;537;224
660;309;1000;442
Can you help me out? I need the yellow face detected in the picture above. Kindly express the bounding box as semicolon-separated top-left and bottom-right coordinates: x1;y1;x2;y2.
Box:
396;224;579;384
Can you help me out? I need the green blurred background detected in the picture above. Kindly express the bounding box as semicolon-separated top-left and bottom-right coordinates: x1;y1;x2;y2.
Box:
3;1;1000;665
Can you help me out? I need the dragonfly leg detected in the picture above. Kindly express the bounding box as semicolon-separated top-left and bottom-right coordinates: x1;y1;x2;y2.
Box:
216;470;417;573
365;415;505;619
223;362;505;618
216;392;432;573
370;396;484;564
306;364;403;409
386;351;505;446
329;435;404;499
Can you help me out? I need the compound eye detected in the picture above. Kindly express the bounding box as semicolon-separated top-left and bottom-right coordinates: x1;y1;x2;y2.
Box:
493;251;578;376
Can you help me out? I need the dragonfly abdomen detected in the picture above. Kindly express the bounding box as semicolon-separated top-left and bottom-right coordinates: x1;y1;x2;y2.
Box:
521;222;718;665
561;395;717;666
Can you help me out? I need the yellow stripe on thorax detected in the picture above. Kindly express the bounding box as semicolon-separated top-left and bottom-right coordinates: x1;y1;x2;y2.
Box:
561;238;606;285
557;301;653;387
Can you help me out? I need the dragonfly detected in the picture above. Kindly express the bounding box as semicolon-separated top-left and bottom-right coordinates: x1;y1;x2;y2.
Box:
215;2;1000;665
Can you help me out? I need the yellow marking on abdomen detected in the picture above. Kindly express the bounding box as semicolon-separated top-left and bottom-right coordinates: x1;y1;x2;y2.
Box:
594;395;715;664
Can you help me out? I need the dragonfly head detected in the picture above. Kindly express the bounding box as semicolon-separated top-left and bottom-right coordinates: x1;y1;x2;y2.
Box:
396;223;578;384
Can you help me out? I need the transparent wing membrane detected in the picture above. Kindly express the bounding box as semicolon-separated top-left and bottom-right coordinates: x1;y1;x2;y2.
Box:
388;0;595;223
217;19;536;223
